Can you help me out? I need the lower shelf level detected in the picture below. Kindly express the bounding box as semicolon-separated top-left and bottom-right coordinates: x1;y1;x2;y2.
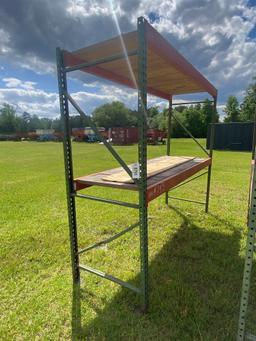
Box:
74;156;211;203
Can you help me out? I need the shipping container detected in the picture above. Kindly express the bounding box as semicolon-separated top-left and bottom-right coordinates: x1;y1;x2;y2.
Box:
72;128;85;141
72;127;105;142
36;129;55;135
110;127;138;145
147;129;166;145
206;122;254;151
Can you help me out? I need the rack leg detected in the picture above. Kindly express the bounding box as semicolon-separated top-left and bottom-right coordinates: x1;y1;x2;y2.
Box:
138;16;149;312
205;99;216;213
205;164;212;213
237;224;256;340
165;98;173;206
139;202;149;312
237;113;256;340
56;47;80;284
67;196;80;284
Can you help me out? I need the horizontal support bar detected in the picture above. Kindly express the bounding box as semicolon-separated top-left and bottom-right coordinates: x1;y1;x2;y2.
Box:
246;333;256;341
169;171;208;191
78;221;140;255
168;196;205;205
65;49;138;73
79;264;140;294
172;100;214;106
75;193;139;209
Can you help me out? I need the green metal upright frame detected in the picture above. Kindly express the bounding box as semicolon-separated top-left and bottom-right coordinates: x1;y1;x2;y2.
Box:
165;97;173;205
205;96;217;213
137;16;149;311
56;48;80;285
56;16;216;312
237;116;256;341
57;17;150;311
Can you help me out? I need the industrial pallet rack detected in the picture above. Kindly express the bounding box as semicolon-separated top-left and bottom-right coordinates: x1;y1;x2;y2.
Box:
57;16;217;311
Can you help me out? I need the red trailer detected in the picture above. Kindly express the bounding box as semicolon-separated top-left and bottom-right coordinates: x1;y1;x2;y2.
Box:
147;129;166;145
15;131;28;139
72;127;105;142
27;131;39;141
72;128;85;141
54;131;63;141
110;127;138;145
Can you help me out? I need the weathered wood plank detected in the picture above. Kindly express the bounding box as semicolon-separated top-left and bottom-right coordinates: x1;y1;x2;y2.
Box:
102;156;194;183
74;156;211;200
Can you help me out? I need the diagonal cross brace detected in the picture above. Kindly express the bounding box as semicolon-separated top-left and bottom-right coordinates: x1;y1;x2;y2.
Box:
78;221;140;255
245;333;256;341
172;112;210;156
67;93;138;184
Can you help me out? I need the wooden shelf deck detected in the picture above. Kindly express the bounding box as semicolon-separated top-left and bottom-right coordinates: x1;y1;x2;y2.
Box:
64;20;217;99
74;156;211;204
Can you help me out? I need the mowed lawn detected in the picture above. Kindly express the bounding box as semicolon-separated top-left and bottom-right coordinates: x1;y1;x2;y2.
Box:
1;140;255;340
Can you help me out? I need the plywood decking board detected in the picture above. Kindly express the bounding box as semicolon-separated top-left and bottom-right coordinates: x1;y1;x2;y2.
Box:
74;31;137;62
63;20;217;99
74;157;211;201
102;156;195;183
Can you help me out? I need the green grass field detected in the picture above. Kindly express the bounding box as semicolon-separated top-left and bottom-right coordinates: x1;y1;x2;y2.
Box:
1;139;255;340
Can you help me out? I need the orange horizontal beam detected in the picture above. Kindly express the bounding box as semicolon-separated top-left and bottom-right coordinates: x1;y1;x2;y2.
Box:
146;158;211;203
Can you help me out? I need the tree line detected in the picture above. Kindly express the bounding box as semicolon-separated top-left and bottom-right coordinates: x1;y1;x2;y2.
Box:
0;104;90;134
0;77;255;137
223;77;256;122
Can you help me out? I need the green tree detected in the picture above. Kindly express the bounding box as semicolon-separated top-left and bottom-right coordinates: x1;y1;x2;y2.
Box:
201;99;219;136
39;118;52;129
223;96;240;122
147;106;160;128
171;110;187;137
92;101;133;128
51;117;62;131
174;105;186;113
128;110;138;126
240;77;256;121
16;112;31;132
0;103;18;133
69;114;90;129
184;106;204;138
150;111;167;130
28;115;40;131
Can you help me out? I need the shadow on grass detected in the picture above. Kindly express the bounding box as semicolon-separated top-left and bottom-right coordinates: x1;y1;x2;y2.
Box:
72;206;244;340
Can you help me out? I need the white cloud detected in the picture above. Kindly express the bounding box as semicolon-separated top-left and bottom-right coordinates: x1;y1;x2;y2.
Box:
0;86;59;117
1;0;256;110
0;78;170;118
16;54;54;75
82;82;99;88
66;0;115;18
3;77;37;90
0;28;11;54
128;0;256;103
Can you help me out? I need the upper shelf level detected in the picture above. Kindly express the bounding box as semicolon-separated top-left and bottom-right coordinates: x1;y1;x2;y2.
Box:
63;17;217;100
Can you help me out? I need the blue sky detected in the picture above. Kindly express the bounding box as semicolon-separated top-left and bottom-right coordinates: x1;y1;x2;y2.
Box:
0;0;256;118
